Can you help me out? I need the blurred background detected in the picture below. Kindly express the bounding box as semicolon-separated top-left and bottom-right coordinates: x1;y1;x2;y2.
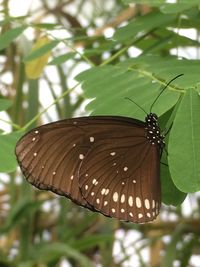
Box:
0;0;200;266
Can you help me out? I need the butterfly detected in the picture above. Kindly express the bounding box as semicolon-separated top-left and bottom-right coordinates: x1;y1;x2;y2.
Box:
15;74;183;223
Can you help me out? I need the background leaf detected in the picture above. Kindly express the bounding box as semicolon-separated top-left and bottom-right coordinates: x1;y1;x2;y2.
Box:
0;25;27;51
0;132;22;172
0;99;12;111
113;11;176;43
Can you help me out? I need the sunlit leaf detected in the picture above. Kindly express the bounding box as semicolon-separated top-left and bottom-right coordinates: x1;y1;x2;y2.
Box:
25;37;57;79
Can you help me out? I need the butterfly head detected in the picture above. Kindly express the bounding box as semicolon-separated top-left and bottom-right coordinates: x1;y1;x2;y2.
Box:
145;113;165;149
145;113;158;124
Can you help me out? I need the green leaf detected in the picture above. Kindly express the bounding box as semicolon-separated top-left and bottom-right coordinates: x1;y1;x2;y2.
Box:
0;198;43;233
33;23;60;29
168;89;200;193
179;236;198;267
161;225;189;267
0;99;12;111
29;243;93;267
24;40;59;62
160;1;200;14
0;25;27;51
76;58;187;120
123;0;199;11
123;0;165;6
159;108;187;205
73;234;114;251
113;11;176;43
161;162;187;206
0;132;22;172
48;52;76;65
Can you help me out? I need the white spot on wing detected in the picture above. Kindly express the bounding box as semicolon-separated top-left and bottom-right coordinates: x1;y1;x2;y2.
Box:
113;192;118;202
111;208;116;213
32;137;36;141
133;180;136;184
33;152;37;157
35;130;39;134
124;167;128;171
138;213;143;219
101;188;106;195
79;154;84;160
145;199;150;209
121;194;125;203
70;175;74;180
90;136;94;142
121;208;125;213
147;212;151;218
92;179;97;185
104;201;108;206
110;152;116;156
53;172;56;175
129;212;133;217
85;185;88;190
128;196;133;207
96;198;100;204
91;192;94;196
105;189;109;195
136;197;142;208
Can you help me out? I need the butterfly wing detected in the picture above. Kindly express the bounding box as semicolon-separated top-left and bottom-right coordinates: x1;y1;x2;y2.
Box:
15;116;145;210
15;116;161;222
78;122;161;223
15;118;93;209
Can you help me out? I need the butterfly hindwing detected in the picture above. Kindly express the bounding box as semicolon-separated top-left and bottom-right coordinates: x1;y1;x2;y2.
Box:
78;124;161;223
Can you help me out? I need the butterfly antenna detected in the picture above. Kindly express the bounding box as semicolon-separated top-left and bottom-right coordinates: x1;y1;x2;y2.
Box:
150;74;184;113
125;97;148;115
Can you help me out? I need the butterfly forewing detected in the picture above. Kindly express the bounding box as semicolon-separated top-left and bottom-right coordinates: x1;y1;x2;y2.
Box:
16;119;93;208
16;117;143;207
78;127;161;223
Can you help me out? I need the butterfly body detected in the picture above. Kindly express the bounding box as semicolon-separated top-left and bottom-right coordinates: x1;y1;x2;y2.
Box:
16;115;164;223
